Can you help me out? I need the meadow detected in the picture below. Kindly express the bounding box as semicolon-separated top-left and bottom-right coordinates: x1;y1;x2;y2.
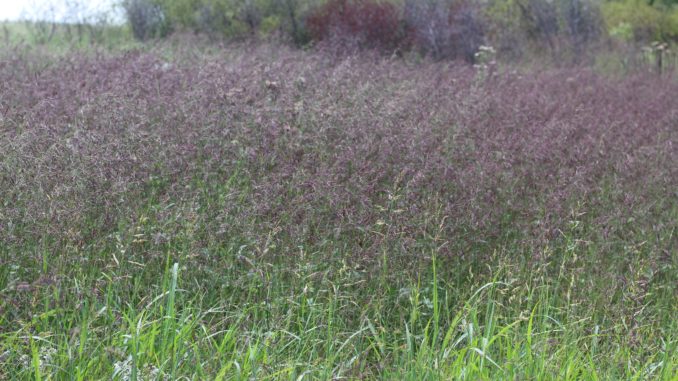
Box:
0;38;677;379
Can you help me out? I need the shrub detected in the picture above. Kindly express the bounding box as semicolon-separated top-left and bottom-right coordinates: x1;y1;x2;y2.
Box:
276;0;315;46
562;0;602;56
151;0;313;42
483;0;602;62
602;0;678;43
158;0;201;30
194;0;252;39
306;0;404;52
404;0;485;62
195;2;228;38
123;0;172;40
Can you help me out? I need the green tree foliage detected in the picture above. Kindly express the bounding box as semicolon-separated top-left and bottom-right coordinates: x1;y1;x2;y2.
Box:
121;0;678;63
125;0;317;41
484;0;602;60
602;0;678;42
123;0;172;40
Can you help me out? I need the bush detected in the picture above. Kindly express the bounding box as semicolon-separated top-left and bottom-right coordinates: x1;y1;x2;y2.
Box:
306;0;404;52
195;2;228;38
149;0;312;42
602;0;678;43
123;0;172;40
562;0;602;55
481;0;602;62
404;0;485;62
118;0;611;64
276;0;315;46
193;0;252;39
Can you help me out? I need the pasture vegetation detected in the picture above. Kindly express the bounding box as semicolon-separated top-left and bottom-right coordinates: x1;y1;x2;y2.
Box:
0;35;677;379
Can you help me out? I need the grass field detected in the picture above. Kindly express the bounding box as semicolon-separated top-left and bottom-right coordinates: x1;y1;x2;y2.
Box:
0;39;677;379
